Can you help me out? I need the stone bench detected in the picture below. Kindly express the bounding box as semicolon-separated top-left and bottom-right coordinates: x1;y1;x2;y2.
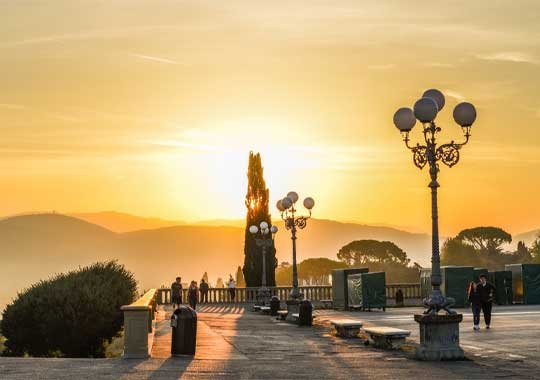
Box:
320;299;333;309
252;305;262;312
277;310;288;320
260;306;271;314
330;319;364;338
363;327;411;349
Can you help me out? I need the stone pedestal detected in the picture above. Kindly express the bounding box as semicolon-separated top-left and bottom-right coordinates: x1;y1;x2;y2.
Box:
414;314;464;361
256;287;272;306
285;299;299;322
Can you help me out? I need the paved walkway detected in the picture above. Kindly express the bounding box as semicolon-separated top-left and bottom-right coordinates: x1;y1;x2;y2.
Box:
1;304;538;379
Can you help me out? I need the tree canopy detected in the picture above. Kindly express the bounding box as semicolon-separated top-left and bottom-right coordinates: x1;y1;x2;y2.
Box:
337;240;410;267
441;237;482;267
443;227;530;269
456;227;512;253
335;240;419;283
275;258;346;286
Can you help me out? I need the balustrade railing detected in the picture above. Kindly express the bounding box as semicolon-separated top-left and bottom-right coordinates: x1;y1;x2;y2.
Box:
156;283;421;304
385;283;422;299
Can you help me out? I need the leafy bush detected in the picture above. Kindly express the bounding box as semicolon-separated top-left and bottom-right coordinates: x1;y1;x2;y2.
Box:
1;261;137;357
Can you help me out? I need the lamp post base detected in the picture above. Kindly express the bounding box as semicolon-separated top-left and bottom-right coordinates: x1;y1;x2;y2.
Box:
285;299;299;322
414;314;464;361
289;287;303;301
256;287;272;306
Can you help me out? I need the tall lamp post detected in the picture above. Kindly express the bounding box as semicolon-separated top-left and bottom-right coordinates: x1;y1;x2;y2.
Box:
393;88;477;360
276;191;315;304
249;221;278;305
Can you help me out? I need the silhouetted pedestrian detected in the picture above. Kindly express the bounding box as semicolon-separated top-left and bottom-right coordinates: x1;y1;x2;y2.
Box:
171;277;183;308
228;275;236;302
477;274;496;329
200;279;209;303
395;289;404;307
188;281;198;310
468;281;482;331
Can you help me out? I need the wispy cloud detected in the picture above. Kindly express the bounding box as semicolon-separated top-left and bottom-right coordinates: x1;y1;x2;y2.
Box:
476;52;538;65
146;139;223;152
0;26;181;49
131;54;179;65
367;64;395;70
424;62;455;69
0;103;26;110
444;90;466;102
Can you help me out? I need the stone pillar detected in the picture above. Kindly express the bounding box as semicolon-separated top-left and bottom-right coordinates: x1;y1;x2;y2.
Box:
414;314;464;361
122;306;151;359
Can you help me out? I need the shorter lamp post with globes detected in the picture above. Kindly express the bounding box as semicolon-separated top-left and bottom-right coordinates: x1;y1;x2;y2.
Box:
249;222;278;306
393;88;477;361
276;191;314;318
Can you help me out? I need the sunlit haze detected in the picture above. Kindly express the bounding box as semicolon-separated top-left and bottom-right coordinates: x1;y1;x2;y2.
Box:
1;1;539;236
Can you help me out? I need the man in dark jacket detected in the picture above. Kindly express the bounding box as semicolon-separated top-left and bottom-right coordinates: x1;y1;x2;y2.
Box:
200;279;209;303
477;274;496;329
171;277;183;309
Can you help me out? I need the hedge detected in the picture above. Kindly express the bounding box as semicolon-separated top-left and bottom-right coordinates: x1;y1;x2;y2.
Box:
1;261;137;357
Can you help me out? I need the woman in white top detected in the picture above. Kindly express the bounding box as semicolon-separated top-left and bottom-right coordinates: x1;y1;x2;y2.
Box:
228;275;236;301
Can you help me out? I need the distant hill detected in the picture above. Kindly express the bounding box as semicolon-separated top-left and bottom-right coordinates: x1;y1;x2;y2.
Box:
193;219;245;228
0;214;120;312
0;213;439;312
271;218;432;266
71;211;183;233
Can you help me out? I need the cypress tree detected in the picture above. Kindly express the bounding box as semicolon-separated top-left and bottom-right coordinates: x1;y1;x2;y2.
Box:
242;151;277;287
236;266;246;287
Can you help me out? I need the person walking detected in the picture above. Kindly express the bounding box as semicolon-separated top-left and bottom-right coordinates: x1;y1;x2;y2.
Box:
228;275;236;302
188;281;199;310
468;281;482;331
171;277;183;309
200;278;209;303
477;274;496;329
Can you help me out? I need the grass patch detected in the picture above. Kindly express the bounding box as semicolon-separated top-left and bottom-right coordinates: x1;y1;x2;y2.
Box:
105;333;124;358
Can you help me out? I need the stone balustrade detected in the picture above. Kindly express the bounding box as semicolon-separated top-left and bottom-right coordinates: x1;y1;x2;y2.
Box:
385;283;422;299
156;283;421;304
121;289;158;359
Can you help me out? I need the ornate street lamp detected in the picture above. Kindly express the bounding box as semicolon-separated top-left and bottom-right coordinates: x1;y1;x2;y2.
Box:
276;191;315;301
394;88;477;360
249;222;278;305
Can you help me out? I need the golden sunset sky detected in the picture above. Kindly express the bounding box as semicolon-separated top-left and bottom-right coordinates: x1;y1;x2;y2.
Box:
1;1;539;236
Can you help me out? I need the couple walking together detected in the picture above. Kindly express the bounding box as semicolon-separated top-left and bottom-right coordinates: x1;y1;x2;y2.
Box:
467;274;496;331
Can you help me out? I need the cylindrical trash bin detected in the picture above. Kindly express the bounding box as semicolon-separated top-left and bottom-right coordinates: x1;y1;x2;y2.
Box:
298;299;313;326
270;296;280;316
171;306;197;355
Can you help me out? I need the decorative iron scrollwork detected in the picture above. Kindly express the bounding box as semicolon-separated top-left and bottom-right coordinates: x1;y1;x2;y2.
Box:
295;217;308;230
436;144;460;168
412;145;428;169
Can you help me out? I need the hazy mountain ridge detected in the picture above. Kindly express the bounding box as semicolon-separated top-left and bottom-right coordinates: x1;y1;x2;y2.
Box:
1;212;537;312
71;211;184;233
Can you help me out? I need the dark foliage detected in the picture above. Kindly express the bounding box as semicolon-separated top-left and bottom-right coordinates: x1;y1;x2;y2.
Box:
276;258;347;286
1;261;137;358
337;240;410;266
242;151;276;287
336;240;419;283
443;227;533;270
